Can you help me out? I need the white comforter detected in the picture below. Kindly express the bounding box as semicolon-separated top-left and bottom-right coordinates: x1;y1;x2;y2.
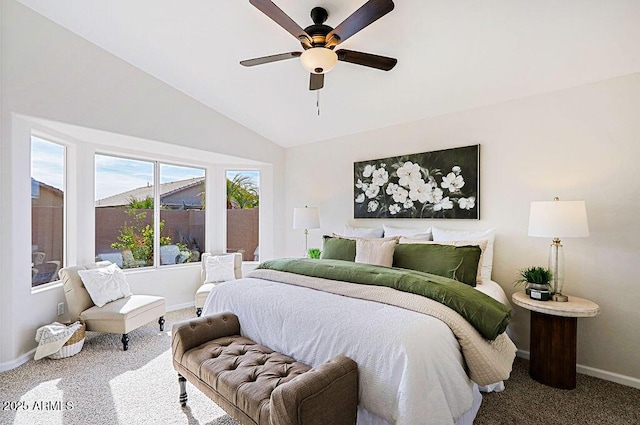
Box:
202;277;509;425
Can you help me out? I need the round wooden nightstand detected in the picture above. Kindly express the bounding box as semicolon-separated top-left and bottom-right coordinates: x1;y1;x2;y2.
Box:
512;291;600;389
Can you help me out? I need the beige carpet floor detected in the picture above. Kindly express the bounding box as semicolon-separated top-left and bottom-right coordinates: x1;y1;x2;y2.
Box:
0;308;237;425
0;308;638;425
475;357;640;424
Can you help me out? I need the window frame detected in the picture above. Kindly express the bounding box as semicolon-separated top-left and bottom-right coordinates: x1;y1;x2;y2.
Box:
20;119;271;300
225;168;261;263
29;133;68;290
157;161;207;267
94;152;206;269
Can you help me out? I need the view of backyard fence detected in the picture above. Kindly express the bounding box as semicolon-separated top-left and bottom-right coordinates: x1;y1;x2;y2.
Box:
31;138;260;286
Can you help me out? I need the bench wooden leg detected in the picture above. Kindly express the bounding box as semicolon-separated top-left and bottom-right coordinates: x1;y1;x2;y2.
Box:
178;374;188;407
159;316;165;331
196;308;202;317
121;333;129;351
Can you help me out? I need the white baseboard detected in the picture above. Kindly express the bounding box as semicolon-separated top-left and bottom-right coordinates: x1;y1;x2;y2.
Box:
516;349;640;389
1;303;195;372
0;348;35;372
167;301;195;312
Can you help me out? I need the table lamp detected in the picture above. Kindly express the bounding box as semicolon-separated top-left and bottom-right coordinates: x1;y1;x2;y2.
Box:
528;197;589;302
293;206;320;257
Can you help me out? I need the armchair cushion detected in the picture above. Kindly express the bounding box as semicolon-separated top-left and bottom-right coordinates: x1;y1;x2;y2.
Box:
195;283;215;309
81;295;165;334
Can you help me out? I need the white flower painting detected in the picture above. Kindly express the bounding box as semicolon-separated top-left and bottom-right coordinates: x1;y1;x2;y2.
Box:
353;145;479;219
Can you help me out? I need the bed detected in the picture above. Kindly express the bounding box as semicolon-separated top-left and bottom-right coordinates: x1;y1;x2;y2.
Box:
201;235;516;425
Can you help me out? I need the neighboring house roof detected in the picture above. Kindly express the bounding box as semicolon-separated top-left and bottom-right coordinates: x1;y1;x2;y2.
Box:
31;178;63;198
95;177;204;207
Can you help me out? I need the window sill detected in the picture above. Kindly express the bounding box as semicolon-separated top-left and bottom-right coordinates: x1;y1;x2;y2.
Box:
31;280;63;295
30;262;203;294
121;262;201;273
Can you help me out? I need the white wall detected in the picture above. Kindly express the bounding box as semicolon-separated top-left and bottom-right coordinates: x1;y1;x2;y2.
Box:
285;73;640;384
0;0;285;368
0;0;5;372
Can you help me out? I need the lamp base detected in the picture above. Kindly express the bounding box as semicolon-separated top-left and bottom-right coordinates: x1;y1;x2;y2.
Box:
552;294;568;302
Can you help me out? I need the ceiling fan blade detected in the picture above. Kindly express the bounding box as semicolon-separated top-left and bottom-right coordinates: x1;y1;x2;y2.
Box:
309;73;324;91
240;52;302;67
326;0;394;46
336;49;397;71
249;0;312;46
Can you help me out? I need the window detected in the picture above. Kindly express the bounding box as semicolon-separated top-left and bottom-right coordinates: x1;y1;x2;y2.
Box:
159;164;205;265
31;136;65;287
226;170;259;261
95;155;205;269
95;155;154;269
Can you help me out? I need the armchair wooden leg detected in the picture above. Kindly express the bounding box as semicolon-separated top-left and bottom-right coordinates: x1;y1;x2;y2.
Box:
159;316;165;331
178;374;188;407
196;308;202;317
121;333;130;351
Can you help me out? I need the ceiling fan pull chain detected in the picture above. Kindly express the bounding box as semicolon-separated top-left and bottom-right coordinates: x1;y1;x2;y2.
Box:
317;90;321;116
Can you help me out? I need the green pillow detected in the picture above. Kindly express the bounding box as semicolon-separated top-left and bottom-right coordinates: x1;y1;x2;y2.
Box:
320;236;356;262
393;243;482;286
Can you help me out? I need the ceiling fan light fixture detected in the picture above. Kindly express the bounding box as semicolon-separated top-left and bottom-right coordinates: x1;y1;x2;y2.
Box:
300;47;338;74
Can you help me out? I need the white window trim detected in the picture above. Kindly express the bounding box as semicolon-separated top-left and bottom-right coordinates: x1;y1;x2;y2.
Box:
224;168;261;261
95;153;208;269
29;132;69;292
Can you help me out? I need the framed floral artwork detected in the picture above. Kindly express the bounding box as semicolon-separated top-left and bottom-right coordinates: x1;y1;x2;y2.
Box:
353;145;480;219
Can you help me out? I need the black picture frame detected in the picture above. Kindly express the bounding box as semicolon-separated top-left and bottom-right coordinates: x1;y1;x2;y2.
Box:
353;145;480;219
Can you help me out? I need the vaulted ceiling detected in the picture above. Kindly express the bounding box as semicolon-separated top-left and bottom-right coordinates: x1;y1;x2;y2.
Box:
18;0;640;147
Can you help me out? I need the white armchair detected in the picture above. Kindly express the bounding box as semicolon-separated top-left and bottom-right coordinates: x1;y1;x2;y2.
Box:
59;261;166;351
195;253;243;317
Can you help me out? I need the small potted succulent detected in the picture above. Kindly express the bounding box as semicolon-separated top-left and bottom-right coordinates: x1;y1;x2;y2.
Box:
307;248;322;259
514;266;553;297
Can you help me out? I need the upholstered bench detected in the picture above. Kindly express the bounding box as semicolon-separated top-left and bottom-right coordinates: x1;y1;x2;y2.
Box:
172;312;358;425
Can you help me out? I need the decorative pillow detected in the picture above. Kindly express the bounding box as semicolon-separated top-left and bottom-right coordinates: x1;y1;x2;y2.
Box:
393;243;482;286
320;235;357;261
204;254;237;283
383;224;432;240
77;263;133;308
355;238;398;267
399;238;488;284
431;227;495;282
342;224;384;238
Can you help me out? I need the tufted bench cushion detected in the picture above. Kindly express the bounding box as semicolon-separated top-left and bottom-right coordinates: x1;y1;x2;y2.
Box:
172;312;358;425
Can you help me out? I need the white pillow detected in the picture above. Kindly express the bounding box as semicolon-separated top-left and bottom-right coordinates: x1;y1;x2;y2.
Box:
355;238;398;267
77;263;133;308
342;224;384;238
431;227;495;282
399;237;488;284
204;254;236;283
383;224;432;240
332;233;398;242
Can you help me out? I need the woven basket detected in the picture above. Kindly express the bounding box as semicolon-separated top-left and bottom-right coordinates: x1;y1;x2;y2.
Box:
49;319;86;360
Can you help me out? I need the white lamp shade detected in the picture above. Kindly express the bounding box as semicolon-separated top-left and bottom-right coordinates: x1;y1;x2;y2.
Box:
293;207;320;230
300;48;338;74
528;200;589;238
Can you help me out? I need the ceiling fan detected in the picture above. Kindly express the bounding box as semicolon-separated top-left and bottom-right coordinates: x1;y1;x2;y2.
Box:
240;0;397;91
